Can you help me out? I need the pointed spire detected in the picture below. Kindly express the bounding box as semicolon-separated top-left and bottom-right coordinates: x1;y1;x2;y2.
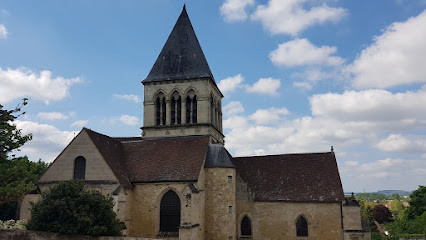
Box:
143;6;214;83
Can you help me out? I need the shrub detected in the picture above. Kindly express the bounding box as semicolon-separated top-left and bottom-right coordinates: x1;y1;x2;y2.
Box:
26;180;124;236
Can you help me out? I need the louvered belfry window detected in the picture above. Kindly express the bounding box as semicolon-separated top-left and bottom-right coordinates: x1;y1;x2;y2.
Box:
160;191;181;233
192;95;197;123
296;216;308;236
73;156;86;180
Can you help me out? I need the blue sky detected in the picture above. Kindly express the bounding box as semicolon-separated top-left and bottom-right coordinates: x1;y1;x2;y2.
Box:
1;0;425;192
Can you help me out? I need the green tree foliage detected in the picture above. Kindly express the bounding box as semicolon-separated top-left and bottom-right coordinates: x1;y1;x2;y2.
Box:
386;211;426;235
405;185;426;220
27;180;124;236
373;204;392;224
359;199;375;222
390;199;404;211
0;99;32;162
356;193;388;201
0;100;49;219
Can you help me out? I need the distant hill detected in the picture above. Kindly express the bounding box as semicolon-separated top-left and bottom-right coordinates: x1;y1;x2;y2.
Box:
378;190;411;196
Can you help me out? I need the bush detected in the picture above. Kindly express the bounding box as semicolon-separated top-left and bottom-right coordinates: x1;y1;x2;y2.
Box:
26;180;124;236
0;219;27;230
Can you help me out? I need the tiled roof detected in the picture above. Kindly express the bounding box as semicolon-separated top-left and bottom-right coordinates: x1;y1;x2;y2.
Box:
122;136;210;183
232;152;345;202
143;5;214;83
204;144;234;168
85;128;132;187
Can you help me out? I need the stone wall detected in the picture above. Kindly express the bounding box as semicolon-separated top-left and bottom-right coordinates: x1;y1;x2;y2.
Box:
127;182;204;239
236;200;343;240
38;130;119;183
204;168;236;240
0;229;160;240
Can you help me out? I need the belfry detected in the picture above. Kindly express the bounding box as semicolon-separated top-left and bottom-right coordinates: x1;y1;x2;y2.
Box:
142;6;224;144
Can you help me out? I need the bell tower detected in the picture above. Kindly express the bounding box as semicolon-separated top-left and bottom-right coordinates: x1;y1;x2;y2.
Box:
141;6;224;144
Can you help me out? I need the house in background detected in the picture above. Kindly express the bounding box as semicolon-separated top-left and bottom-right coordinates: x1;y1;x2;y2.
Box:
20;6;370;240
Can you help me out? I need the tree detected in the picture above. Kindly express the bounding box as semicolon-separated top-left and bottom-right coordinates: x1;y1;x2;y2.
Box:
373;204;392;224
405;185;426;220
359;199;374;222
390;199;404;211
27;180;124;236
0;100;49;219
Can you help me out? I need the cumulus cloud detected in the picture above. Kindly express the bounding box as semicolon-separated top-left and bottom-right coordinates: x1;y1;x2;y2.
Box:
119;115;139;126
223;101;244;116
376;134;426;154
310;88;426;123
14;120;77;162
0;24;7;39
218;74;244;93
37;112;69;120
220;0;254;22
270;39;344;67
349;10;426;89
113;94;141;103
0;67;81;104
246;78;281;96
249;107;290;124
71;120;88;128
251;0;346;36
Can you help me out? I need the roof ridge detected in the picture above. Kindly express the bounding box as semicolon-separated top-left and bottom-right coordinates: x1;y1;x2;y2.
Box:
233;151;334;159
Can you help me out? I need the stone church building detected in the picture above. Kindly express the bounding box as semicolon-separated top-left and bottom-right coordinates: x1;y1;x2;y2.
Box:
20;6;370;240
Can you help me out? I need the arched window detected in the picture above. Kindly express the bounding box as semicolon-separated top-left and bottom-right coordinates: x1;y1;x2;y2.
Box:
162;97;166;125
160;191;181;233
156;97;161;126
177;96;181;124
241;216;252;237
192;95;197;123
296;216;308;236
186;96;191;124
155;93;166;126
171;97;176;125
73;156;86;180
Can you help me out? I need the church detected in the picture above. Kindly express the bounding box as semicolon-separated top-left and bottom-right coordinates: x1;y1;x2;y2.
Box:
20;6;370;240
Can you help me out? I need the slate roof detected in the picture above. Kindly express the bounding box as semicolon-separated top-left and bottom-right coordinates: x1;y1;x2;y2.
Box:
232;152;345;202
143;5;214;83
204;144;234;168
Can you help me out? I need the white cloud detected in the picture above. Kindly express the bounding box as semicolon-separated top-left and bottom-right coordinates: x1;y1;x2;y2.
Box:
246;77;281;96
251;0;346;36
223;115;249;129
218;74;244;93
376;134;426;153
113;94;141;103
349;10;426;89
310;88;426;123
220;0;254;22
0;67;81;104
293;81;313;90
71;120;88;128
14;120;77;162
37;112;69;120
249;107;290;124
0;24;7;39
223;101;244;116
270;38;344;67
119;115;139;126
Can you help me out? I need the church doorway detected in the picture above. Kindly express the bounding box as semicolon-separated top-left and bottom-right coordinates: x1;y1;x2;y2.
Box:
160;190;181;233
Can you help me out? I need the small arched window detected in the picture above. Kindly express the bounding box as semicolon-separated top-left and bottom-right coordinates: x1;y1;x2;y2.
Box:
186;96;191;124
177;96;181;124
160;191;181;233
162;97;166;125
156;97;161;126
241;216;252;237
192;95;197;123
296;216;308;236
155;93;166;126
73;156;86;180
